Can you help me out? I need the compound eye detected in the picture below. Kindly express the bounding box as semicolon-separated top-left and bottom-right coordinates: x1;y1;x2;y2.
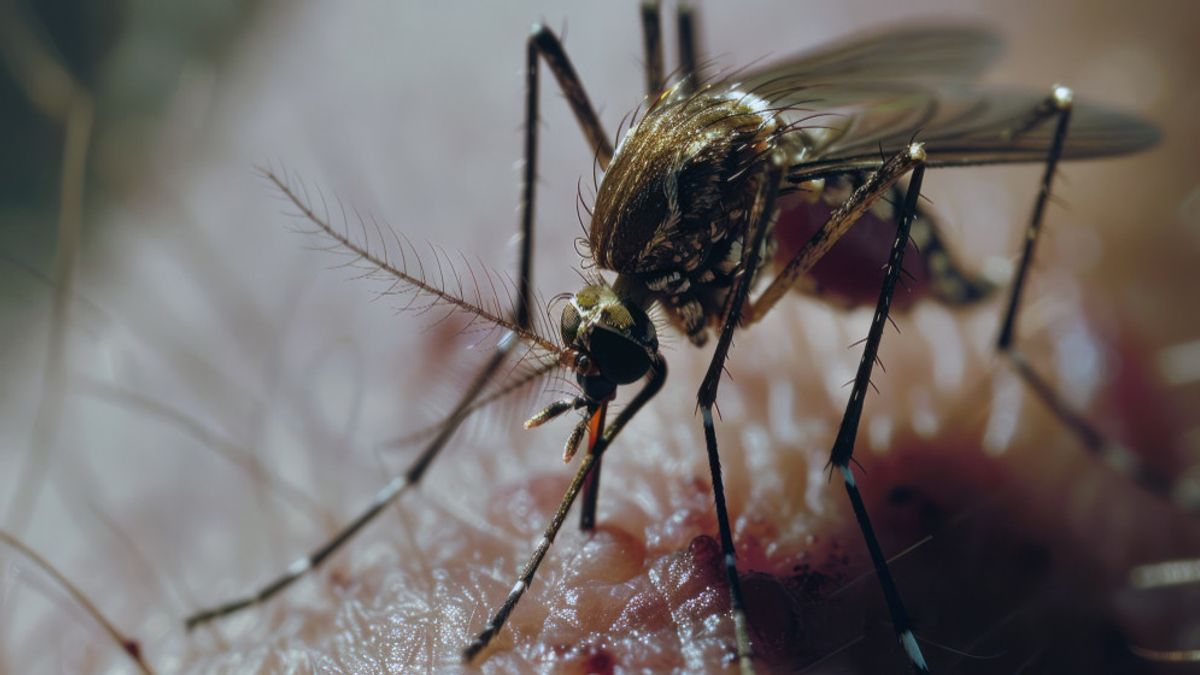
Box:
588;325;652;385
561;303;582;345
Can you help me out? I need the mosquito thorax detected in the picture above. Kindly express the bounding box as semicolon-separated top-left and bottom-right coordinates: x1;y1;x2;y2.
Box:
560;284;658;396
588;85;782;343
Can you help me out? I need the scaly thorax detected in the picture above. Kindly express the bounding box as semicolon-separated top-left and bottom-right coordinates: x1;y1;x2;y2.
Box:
588;85;782;344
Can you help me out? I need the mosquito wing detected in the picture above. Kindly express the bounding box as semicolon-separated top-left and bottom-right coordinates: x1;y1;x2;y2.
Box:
730;24;1004;99
788;87;1160;178
717;24;1158;177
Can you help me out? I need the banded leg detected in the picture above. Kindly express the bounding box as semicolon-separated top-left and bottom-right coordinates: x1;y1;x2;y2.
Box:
185;22;611;631
695;155;786;675
464;357;667;662
828;153;931;673
994;87;1175;503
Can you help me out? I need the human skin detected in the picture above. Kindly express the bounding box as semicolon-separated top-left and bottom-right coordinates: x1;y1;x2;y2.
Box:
3;2;1199;673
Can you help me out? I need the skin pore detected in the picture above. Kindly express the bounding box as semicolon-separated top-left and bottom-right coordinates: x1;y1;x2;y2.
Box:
3;2;1198;673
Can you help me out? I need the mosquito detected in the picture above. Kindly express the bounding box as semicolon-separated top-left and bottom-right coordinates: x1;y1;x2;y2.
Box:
184;3;1161;672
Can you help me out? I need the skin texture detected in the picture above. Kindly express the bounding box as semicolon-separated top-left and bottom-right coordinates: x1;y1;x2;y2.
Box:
2;1;1199;673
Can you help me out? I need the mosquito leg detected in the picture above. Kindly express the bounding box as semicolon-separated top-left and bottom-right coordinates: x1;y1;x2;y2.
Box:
994;87;1174;501
676;1;701;92
527;21;618;531
464;357;667;662
827;153;931;673
529;25;615;169
695;156;785;675
743;146;927;324
184;337;518;629
996;88;1073;356
640;1;664;96
463;421;603;663
187;24;584;631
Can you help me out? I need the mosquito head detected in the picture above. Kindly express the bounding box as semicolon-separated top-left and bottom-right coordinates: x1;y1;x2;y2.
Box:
561;284;659;398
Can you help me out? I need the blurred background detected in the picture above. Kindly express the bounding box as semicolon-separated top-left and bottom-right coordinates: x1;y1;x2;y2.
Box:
1;1;1198;672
